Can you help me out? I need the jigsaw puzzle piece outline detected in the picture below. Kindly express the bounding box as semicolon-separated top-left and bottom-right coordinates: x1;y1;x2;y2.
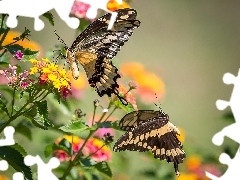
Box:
206;147;240;180
0;0;79;31
24;155;60;180
0;126;15;146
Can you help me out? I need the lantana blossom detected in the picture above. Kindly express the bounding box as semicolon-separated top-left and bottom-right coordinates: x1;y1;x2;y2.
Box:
54;135;112;162
29;58;71;100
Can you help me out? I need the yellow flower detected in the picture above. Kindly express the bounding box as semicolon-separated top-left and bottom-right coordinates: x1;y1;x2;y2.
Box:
186;155;202;171
176;173;198;180
29;58;71;99
63;135;82;144
29;67;38;75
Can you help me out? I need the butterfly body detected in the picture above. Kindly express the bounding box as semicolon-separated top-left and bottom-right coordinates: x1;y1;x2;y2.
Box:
114;109;185;176
56;8;140;105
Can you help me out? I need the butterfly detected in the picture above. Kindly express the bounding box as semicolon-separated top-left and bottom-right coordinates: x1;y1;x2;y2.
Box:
113;109;186;176
54;8;140;105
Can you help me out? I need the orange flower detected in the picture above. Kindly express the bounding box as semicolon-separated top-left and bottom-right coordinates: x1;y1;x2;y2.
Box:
186;155;202;171
68;71;87;99
176;173;198;180
107;0;130;11
121;62;165;102
0;175;9;180
1;31;41;51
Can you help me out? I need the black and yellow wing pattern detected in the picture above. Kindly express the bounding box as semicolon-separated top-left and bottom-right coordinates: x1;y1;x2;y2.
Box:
63;8;140;105
119;110;168;131
113;110;185;176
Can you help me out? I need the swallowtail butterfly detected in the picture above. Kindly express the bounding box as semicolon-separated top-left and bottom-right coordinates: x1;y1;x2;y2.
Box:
54;8;140;105
113;109;185;176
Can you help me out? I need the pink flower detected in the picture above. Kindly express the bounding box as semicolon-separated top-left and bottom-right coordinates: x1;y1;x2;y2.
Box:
20;81;29;89
128;80;138;90
94;128;114;138
83;138;112;162
88;115;117;138
60;86;72;100
15;50;24;60
70;1;91;19
53;150;70;162
9;64;17;75
54;136;112;162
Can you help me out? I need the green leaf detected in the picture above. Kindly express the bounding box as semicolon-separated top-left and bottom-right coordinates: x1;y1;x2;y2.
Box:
15;123;32;140
59;120;89;134
5;44;24;55
78;18;91;32
23;48;39;55
80;158;97;167
0;146;33;180
45;138;73;158
36;100;54;128
42;11;54;26
0;53;10;64
94;161;112;178
117;101;135;113
0;98;9;115
11;143;28;156
44;142;70;157
22;48;40;62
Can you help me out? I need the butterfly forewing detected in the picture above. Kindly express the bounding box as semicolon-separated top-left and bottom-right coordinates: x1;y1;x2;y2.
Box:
119;110;168;131
62;8;140;105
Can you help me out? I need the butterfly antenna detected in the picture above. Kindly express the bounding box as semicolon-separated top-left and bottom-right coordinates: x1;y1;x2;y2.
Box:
154;93;163;111
54;30;68;47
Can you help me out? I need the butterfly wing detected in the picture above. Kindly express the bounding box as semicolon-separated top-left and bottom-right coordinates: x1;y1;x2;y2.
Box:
69;8;139;53
66;9;140;104
74;51;127;104
113;118;185;176
119;110;168;131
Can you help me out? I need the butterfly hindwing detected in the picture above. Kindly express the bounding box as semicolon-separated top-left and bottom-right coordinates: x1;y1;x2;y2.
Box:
114;109;186;176
119;110;168;131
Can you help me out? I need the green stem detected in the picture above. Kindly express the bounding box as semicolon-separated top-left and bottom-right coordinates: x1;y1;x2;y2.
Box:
0;89;49;133
10;87;16;116
91;105;97;126
0;48;7;58
103;106;117;122
34;89;48;100
0;14;5;34
0;100;30;133
84;144;105;160
0;27;9;47
60;130;95;180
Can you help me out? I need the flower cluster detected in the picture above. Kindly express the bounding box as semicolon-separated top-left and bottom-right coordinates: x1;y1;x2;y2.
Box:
117;84;138;110
121;62;165;102
29;58;71;100
0;64;33;89
177;155;221;180
54;135;112;162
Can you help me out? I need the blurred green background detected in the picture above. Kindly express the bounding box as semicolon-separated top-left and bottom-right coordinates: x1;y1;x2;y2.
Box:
11;0;240;179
